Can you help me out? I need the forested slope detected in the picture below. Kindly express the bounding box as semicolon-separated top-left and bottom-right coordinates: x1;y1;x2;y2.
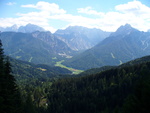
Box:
47;59;150;113
9;57;72;81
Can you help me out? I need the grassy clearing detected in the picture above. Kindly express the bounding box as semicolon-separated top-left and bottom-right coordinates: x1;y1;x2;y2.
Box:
52;57;57;60
55;60;83;74
28;57;33;62
16;56;21;59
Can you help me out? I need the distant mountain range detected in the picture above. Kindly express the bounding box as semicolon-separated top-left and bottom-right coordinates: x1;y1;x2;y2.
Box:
0;24;45;33
63;24;150;70
0;24;111;66
1;23;150;70
55;26;111;50
0;24;111;51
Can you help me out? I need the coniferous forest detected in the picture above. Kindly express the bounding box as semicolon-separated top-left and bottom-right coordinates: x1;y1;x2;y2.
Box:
1;39;150;113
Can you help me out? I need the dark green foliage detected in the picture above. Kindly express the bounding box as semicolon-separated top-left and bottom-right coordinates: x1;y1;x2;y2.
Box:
47;61;150;113
122;68;150;113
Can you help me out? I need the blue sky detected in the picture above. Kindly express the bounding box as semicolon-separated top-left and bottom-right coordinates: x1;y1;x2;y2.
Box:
0;0;150;32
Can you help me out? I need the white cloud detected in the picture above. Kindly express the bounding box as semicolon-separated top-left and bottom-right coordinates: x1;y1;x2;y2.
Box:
0;1;66;33
1;1;150;33
114;0;150;31
77;7;104;16
6;2;16;6
21;1;66;14
115;1;150;15
75;1;150;32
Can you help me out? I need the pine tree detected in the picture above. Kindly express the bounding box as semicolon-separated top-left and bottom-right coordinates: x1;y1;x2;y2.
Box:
0;39;5;113
0;40;22;113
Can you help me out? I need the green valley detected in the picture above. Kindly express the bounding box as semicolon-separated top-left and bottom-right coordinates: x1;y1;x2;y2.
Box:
55;60;83;74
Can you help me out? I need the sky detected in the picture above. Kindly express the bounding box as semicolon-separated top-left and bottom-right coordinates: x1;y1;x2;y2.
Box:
0;0;150;33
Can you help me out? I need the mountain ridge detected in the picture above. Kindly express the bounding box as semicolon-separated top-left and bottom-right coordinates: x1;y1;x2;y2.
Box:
0;24;45;33
63;24;150;70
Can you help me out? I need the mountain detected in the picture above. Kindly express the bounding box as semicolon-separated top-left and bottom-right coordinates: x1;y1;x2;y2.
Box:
55;26;111;51
0;24;45;33
110;24;135;37
0;31;75;65
1;24;111;52
63;24;150;70
32;31;74;57
18;23;45;33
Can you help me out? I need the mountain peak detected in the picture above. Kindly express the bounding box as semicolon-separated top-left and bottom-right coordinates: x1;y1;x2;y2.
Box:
111;24;137;37
65;26;89;33
124;23;132;28
26;23;38;27
4;24;18;32
18;24;45;33
11;24;18;28
119;24;133;31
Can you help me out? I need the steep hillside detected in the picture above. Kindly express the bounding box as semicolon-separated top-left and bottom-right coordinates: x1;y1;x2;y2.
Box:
63;24;150;70
32;31;75;57
0;32;74;65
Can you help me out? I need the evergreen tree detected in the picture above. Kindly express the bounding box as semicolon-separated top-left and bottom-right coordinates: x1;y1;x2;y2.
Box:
0;39;5;113
0;40;22;113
